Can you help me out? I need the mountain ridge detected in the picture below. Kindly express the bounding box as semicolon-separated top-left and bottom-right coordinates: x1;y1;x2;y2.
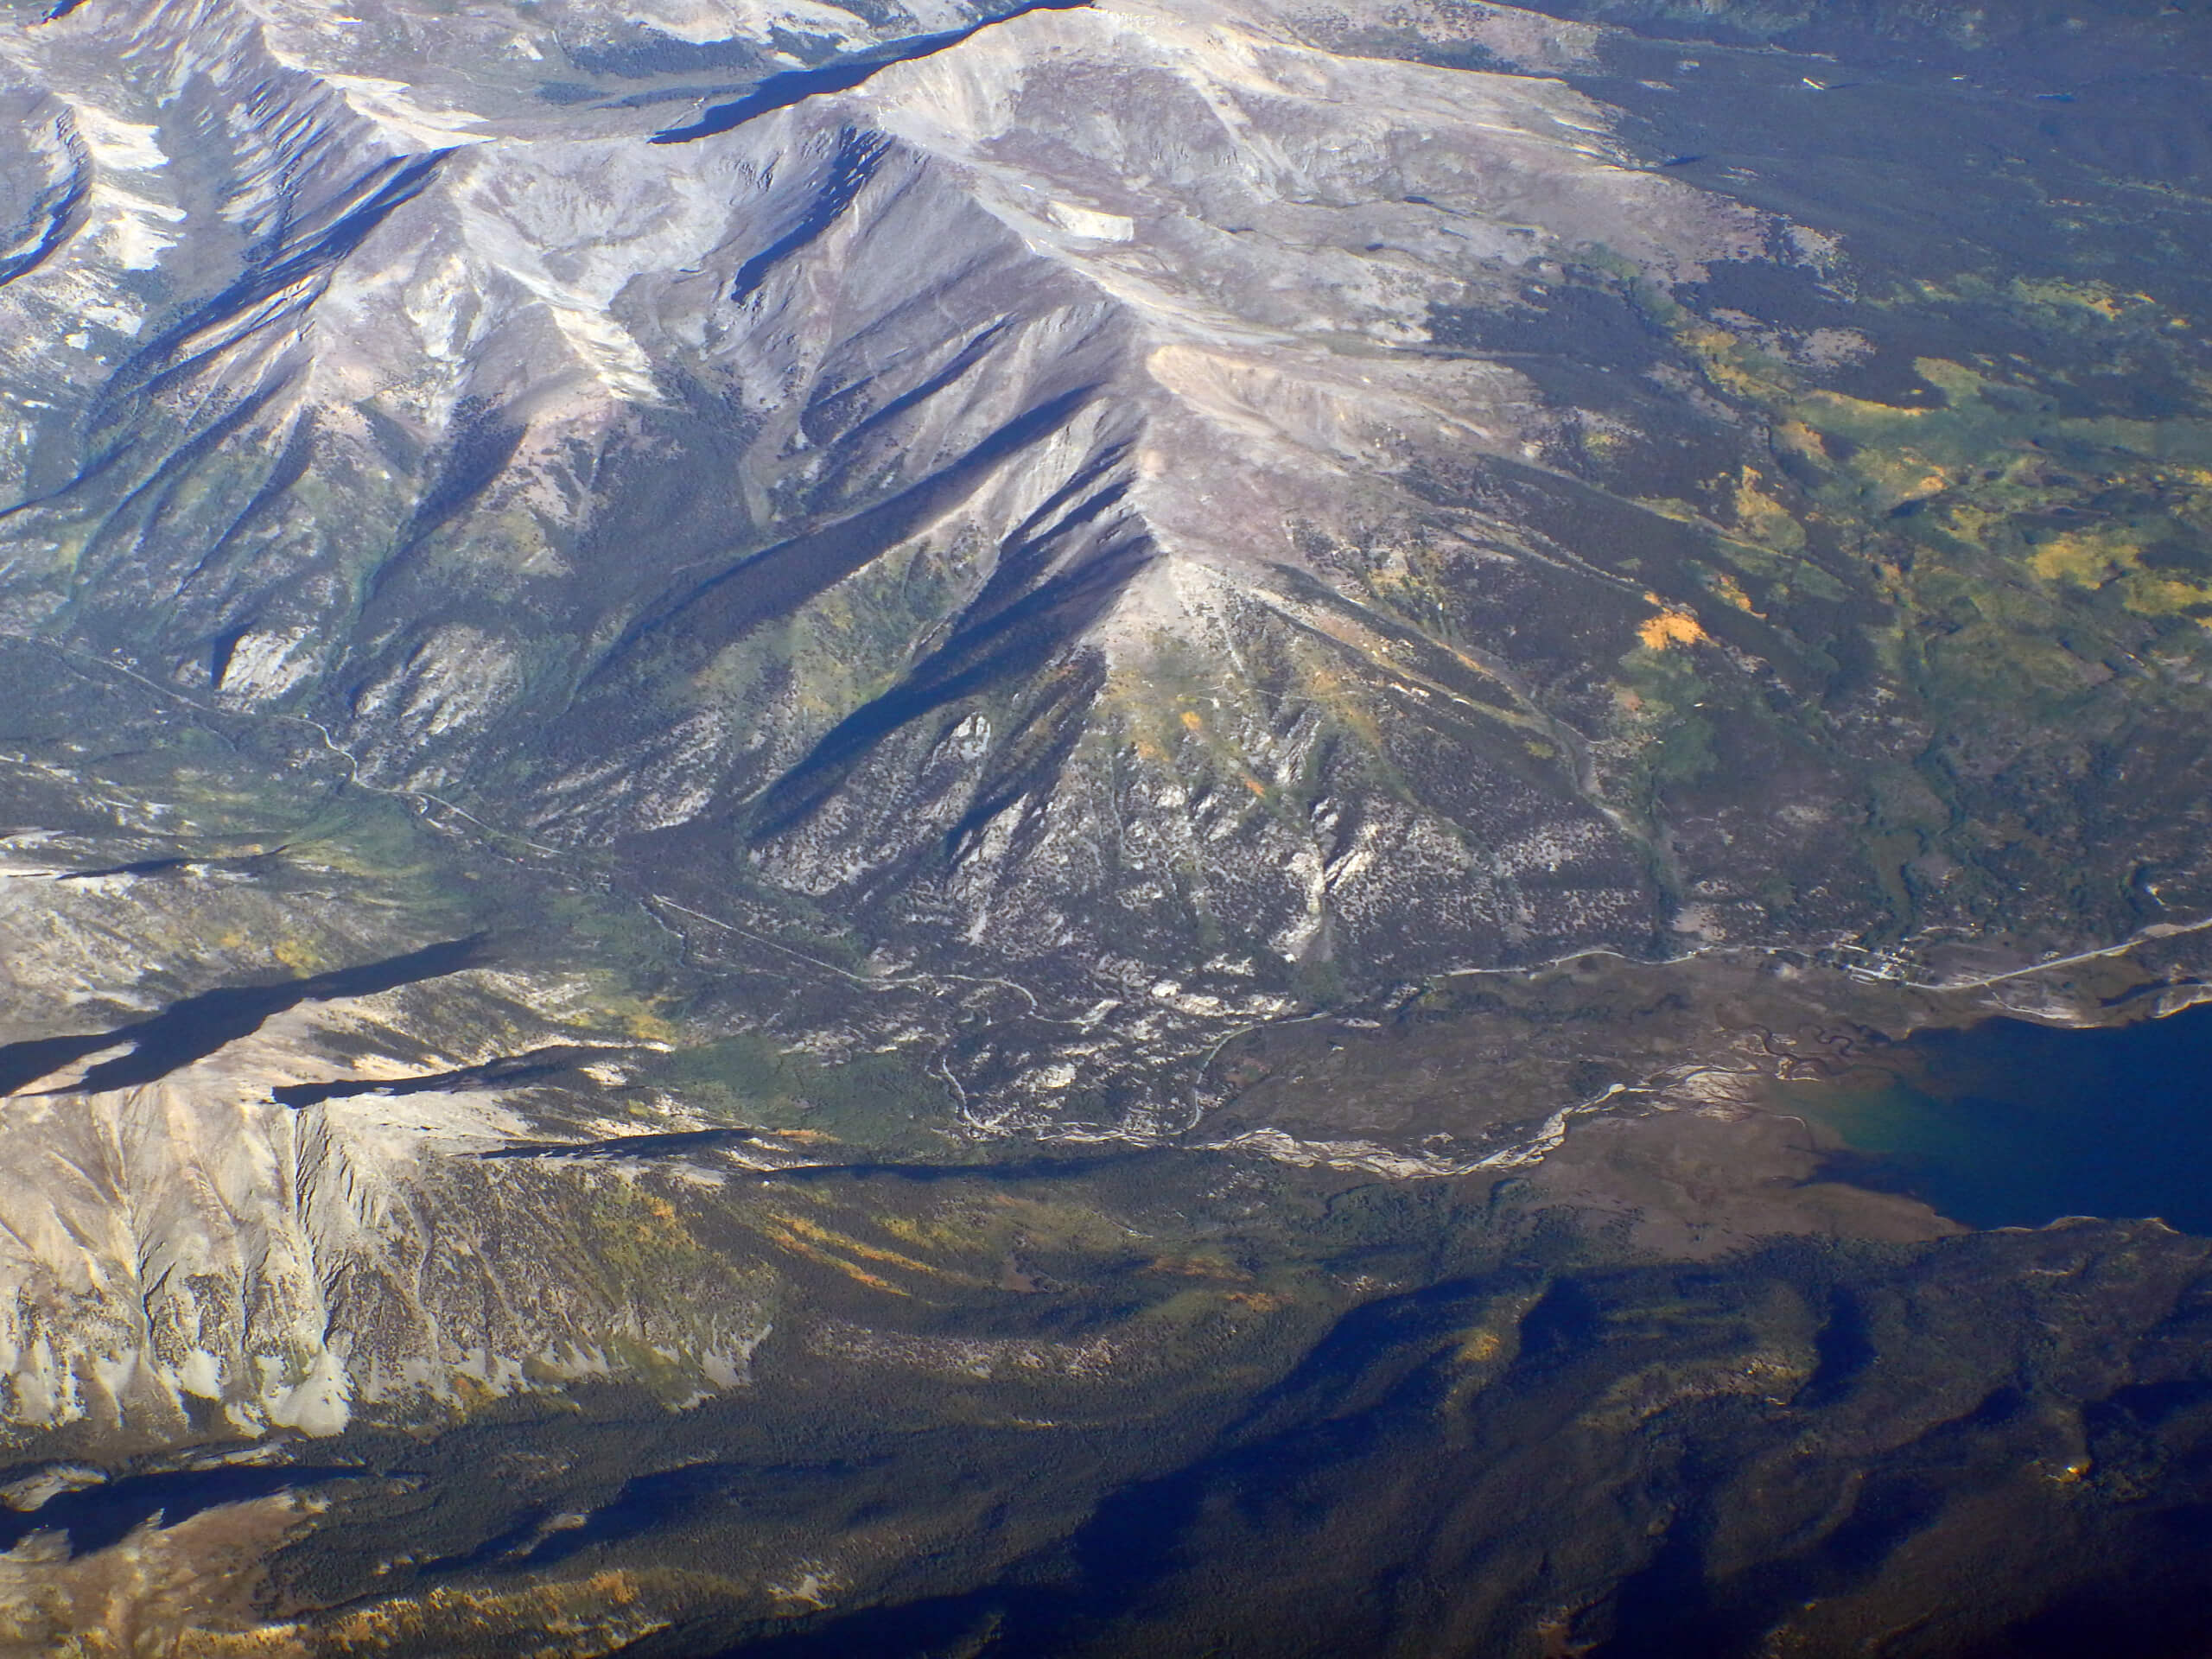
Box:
0;0;2209;1458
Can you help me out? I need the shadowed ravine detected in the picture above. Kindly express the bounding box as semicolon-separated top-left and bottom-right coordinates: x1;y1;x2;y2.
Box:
650;0;1096;143
0;937;488;1096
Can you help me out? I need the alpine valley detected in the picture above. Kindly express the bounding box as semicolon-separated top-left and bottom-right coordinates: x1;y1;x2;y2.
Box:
2;0;2212;1650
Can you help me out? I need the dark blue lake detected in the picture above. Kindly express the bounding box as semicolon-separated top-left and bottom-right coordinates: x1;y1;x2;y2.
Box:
1780;1000;2212;1233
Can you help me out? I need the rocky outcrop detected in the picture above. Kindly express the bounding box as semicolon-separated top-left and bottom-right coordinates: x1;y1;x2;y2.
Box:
1;0;2209;1446
0;848;769;1442
0;0;1785;1017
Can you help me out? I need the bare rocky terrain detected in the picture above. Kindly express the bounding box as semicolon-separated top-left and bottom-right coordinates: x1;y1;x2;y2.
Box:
1;0;2211;1649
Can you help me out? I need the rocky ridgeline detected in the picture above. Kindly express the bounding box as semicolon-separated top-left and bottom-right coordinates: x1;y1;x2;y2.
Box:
0;0;2209;1447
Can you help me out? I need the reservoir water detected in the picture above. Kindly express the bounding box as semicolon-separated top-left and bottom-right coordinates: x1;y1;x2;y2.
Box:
1779;999;2212;1234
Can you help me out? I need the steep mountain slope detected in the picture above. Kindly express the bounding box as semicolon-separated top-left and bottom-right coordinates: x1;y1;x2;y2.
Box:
5;0;2212;1651
4;0;1746;1020
0;641;784;1443
3;0;2204;1106
1;0;2210;1471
